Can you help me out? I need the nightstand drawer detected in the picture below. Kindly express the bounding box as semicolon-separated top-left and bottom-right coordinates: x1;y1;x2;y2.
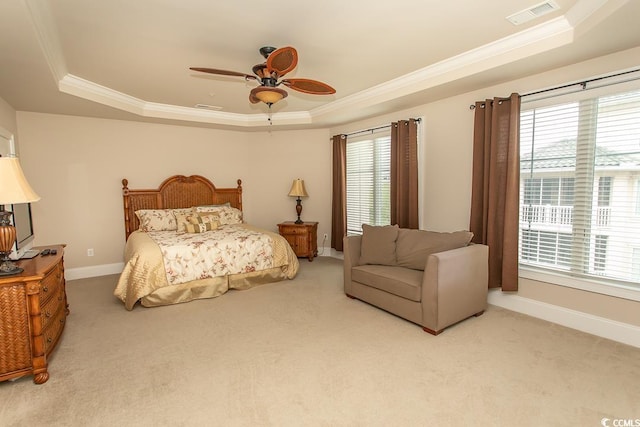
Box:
279;225;307;234
277;222;318;261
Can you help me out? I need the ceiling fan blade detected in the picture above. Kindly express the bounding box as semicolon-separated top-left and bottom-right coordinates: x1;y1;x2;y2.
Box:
190;67;257;81
252;64;268;79
282;78;336;95
266;47;298;77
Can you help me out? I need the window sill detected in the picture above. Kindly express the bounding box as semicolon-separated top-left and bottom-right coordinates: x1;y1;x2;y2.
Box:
519;266;640;302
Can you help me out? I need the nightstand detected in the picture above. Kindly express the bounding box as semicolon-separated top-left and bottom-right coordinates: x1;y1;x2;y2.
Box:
277;221;318;261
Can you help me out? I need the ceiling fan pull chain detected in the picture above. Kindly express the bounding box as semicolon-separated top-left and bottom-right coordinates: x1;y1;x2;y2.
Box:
268;103;273;125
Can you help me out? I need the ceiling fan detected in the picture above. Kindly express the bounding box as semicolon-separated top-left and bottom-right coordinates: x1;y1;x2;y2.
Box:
190;46;335;108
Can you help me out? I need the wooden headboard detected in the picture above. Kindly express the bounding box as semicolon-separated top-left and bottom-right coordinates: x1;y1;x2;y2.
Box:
122;175;242;240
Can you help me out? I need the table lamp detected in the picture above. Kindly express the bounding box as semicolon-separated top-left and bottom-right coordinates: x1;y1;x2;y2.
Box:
0;156;40;276
287;179;308;224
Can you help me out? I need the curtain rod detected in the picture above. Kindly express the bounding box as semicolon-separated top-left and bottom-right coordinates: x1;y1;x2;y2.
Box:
338;117;422;139
468;68;640;109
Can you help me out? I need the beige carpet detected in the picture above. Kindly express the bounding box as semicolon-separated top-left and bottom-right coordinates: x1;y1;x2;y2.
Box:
1;257;639;426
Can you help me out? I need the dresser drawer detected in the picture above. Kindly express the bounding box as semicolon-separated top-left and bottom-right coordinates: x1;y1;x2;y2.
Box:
40;287;64;330
39;263;63;305
43;304;66;353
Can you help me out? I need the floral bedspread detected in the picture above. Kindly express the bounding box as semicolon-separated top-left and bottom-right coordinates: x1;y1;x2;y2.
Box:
147;224;276;285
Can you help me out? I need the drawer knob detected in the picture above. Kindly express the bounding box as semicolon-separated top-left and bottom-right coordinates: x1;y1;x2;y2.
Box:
47;337;52;343
45;311;52;318
42;286;49;292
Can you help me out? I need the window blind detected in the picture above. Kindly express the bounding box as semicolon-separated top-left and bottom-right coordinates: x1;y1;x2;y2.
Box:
520;87;640;287
346;135;391;234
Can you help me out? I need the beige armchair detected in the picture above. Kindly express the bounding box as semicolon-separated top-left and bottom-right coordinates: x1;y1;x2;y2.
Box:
343;225;488;335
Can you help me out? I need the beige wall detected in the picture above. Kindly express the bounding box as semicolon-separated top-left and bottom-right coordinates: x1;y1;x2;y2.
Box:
0;96;17;138
16;113;331;269
329;46;640;327
9;46;640;329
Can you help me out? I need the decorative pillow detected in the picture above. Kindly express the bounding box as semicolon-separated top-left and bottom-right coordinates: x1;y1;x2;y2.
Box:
185;213;220;233
135;209;177;232
174;209;197;233
194;212;220;225
396;229;473;271
359;224;399;266
195;205;243;225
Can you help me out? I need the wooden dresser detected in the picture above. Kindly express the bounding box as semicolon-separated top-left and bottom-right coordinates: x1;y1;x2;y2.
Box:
277;221;318;261
0;245;68;384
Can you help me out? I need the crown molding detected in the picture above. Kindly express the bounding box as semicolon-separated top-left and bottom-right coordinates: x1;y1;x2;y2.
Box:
26;0;618;128
24;0;67;82
310;16;575;120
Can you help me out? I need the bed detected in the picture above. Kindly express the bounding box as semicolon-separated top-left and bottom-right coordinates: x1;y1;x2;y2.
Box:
114;175;299;310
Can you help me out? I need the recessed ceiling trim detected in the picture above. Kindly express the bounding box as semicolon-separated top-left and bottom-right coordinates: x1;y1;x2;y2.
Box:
58;73;315;127
56;16;574;128
310;16;574;119
565;0;629;29
59;74;146;115
27;0;621;129
24;0;67;83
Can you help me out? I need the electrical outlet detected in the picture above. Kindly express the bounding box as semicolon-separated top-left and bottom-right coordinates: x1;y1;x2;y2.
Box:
87;248;94;257
323;233;328;240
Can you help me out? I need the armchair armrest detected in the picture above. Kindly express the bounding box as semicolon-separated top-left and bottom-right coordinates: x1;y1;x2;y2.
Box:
343;235;362;295
421;244;488;333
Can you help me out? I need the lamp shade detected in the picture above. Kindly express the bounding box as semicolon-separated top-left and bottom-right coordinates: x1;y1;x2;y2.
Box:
0;157;41;204
288;179;308;198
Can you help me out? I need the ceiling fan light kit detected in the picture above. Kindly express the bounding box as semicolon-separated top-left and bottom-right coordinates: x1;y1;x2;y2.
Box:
251;86;288;105
190;46;335;108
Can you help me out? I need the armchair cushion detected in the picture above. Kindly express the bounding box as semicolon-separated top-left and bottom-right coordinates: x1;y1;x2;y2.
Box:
396;229;473;270
352;265;423;301
359;224;399;266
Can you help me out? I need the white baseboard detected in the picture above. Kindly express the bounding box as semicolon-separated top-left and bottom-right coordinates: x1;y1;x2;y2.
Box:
65;262;124;281
488;289;640;349
318;246;343;259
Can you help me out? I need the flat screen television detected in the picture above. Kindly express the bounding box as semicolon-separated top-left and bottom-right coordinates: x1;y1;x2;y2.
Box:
8;202;35;260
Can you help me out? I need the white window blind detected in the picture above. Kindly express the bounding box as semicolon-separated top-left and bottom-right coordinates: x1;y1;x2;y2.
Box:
520;87;640;288
346;134;391;234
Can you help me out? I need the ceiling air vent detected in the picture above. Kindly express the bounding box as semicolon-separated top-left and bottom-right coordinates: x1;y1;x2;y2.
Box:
506;1;560;25
194;103;223;111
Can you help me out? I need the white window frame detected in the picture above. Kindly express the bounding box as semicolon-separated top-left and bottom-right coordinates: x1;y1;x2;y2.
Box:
519;76;640;302
345;129;392;235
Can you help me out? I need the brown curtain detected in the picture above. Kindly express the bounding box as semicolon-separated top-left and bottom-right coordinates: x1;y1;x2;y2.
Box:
469;93;520;291
331;134;347;251
390;119;419;229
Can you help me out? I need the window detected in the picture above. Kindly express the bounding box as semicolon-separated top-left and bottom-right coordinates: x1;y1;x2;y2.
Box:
520;86;640;288
346;133;391;234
